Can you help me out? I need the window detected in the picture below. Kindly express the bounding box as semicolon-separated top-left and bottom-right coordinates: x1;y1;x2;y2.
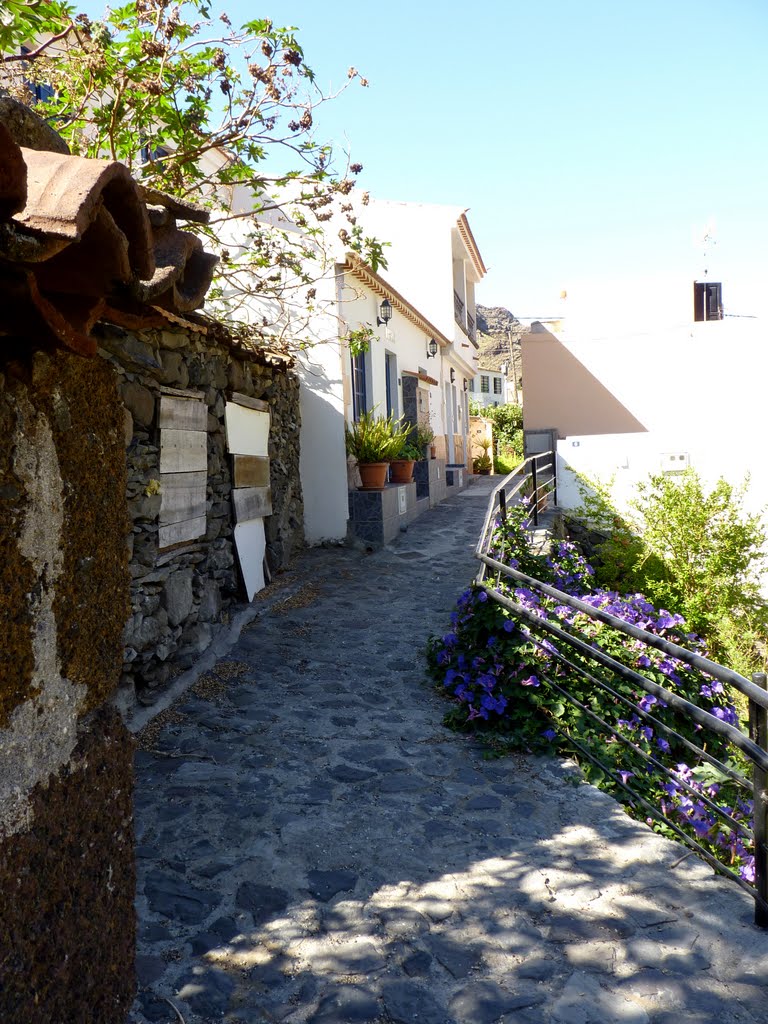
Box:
141;144;170;169
694;281;723;322
20;46;55;103
480;375;490;393
493;377;502;395
468;378;475;393
351;352;367;421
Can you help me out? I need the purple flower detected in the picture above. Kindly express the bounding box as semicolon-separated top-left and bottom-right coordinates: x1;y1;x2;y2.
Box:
656;737;671;753
503;619;515;633
618;771;634;784
477;591;488;603
740;858;756;884
542;728;557;741
520;674;540;687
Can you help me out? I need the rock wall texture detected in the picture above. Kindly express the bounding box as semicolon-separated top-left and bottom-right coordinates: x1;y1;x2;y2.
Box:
0;347;135;1022
97;322;303;705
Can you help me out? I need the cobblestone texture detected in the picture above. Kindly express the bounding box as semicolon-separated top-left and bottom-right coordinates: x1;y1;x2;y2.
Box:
130;481;768;1024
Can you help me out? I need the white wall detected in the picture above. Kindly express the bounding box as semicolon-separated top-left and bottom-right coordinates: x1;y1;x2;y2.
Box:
338;274;445;431
297;279;349;544
348;199;458;341
542;317;768;529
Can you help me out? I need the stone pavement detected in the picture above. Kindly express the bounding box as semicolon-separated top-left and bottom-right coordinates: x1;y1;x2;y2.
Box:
129;479;768;1024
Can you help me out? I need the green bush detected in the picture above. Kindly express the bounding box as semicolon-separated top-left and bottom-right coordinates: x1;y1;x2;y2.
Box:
573;470;768;675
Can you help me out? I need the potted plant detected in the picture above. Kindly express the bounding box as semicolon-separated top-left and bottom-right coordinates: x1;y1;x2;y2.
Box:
345;411;408;490
473;438;493;475
414;424;436;460
389;440;423;484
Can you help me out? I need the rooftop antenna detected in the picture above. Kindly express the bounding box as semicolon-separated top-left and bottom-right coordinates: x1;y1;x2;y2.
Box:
701;223;716;280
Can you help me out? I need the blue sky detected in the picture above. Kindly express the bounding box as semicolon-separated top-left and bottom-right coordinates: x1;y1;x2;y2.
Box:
78;0;768;317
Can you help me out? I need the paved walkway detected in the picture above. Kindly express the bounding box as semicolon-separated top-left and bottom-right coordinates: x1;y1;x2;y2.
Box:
130;479;768;1024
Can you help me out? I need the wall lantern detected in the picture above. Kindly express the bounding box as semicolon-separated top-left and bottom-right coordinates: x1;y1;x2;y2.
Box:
426;337;438;359
450;368;456;383
376;298;392;327
463;379;468;392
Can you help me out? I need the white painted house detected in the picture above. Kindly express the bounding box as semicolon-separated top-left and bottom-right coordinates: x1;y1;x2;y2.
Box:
521;274;768;533
216;184;489;546
469;366;508;408
348;197;487;466
296;196;488;546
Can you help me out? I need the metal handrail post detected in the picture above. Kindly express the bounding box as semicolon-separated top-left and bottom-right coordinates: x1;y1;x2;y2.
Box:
751;672;768;927
531;457;539;527
552;450;558;508
499;487;507;524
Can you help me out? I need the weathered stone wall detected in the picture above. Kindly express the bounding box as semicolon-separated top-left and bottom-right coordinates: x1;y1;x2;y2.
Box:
0;347;135;1022
95;322;303;705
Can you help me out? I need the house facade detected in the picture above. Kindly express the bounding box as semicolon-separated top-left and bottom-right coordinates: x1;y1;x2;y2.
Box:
347;198;487;464
521;275;768;533
469;365;509;408
278;195;489;546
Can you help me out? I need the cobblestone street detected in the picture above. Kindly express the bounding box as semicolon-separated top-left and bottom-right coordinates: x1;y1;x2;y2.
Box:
130;481;768;1024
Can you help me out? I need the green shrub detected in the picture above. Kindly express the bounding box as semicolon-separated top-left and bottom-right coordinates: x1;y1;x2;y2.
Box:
573;470;768;674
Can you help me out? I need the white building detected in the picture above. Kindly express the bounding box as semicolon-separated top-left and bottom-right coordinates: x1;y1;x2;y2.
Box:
346;198;487;462
211;183;489;545
521;274;768;534
296;196;488;545
469;366;508;408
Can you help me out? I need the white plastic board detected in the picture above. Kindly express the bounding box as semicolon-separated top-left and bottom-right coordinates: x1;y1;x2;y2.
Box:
225;403;270;457
234;519;266;601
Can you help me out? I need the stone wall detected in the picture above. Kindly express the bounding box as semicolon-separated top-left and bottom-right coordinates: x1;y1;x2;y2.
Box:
95;321;303;706
0;347;135;1022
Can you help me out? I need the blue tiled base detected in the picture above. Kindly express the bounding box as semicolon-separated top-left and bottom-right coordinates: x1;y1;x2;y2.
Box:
445;464;467;491
348;482;419;548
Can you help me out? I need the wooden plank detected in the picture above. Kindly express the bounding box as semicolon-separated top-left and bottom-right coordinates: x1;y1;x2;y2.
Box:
224;402;270;456
158;515;206;549
158;394;207;431
159;385;206;399
159;471;207;525
159;428;207;473
234;519;266;600
233;455;270;489
230;392;269;412
233;486;272;523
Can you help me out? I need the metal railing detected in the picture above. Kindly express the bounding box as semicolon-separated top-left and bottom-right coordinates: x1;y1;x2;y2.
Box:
476;451;557;564
474;462;768;927
453;290;465;329
467;312;476;342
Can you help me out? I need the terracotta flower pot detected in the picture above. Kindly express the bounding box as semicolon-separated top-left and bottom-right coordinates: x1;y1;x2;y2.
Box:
389;459;416;484
357;462;389;490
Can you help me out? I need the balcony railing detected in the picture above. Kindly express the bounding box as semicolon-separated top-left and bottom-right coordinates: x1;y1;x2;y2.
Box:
453;290;465;329
467;312;476;343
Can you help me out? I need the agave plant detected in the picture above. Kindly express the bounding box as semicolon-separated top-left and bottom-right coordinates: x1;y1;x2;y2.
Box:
344;410;410;463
